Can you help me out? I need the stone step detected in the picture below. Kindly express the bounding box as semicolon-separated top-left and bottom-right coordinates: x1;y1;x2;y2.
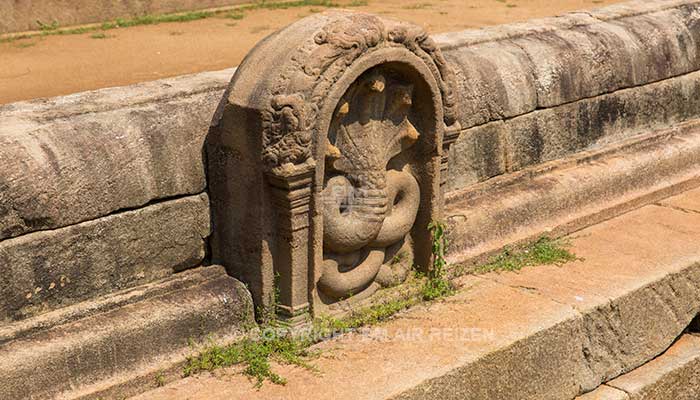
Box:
133;187;700;399
445;118;700;267
577;334;700;400
0;265;254;400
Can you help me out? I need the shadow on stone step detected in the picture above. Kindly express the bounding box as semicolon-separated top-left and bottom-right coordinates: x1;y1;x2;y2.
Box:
686;314;700;333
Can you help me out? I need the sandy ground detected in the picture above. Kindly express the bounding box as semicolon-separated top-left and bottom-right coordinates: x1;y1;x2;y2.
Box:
0;0;622;104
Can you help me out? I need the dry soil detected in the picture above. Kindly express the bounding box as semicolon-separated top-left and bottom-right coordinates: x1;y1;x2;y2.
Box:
0;0;622;104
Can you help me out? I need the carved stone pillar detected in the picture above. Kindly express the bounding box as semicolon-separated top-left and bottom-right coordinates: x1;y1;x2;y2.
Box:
207;11;458;320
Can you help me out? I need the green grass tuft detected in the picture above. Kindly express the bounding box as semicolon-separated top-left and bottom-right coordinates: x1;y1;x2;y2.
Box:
475;237;579;274
184;333;314;387
36;20;59;31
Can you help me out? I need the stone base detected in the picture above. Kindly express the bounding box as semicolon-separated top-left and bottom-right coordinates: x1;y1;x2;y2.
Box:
132;188;700;399
577;334;700;400
0;265;254;400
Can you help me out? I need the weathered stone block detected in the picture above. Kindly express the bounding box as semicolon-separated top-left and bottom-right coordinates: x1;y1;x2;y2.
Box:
0;70;229;241
606;334;700;399
446;121;506;190
512;8;699;109
0;265;254;400
578;386;630;400
444;40;538;128
446;120;700;263
499;70;700;173
0;193;211;322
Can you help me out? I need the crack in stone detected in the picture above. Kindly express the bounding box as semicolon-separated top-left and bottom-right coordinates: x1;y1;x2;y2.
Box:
0;191;207;246
654;202;700;215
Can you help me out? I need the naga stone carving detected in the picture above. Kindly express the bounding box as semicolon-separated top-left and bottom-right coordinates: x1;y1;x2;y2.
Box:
208;11;457;321
319;70;422;300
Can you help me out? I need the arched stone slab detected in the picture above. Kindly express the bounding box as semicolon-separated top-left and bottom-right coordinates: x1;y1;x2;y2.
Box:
207;11;458;320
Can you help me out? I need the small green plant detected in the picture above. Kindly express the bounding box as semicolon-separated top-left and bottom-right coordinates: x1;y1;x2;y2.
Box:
475;237;579;274
90;32;109;39
36;20;59;31
390;251;406;265
154;371;166;387
184;284;422;386
226;11;246;20
184;222;461;386
183;332;314;387
422;221;455;300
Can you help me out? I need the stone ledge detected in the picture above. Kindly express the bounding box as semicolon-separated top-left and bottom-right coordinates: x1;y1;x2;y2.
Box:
0;69;232;241
578;334;700;399
445;118;700;266
0;265;254;400
0;193;211;323
132;188;700;400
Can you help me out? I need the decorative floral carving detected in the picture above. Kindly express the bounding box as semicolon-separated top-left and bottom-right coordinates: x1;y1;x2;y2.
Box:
262;94;317;167
305;14;385;77
261;13;457;170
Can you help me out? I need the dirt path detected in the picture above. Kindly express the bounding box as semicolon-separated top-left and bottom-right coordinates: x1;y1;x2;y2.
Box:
0;0;621;104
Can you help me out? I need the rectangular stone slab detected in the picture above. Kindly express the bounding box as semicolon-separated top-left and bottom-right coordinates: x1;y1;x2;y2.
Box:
0;69;231;241
437;0;700;129
445;119;700;264
606;334;700;399
0;265;254;400
578;334;700;399
0;193;211;323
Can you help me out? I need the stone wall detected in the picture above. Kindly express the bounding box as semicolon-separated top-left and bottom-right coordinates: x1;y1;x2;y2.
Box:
0;68;234;322
3;0;699;320
439;0;700;191
0;68;255;400
0;0;249;34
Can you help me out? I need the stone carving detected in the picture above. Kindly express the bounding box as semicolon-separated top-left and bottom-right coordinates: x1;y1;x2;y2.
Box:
261;13;457;171
209;11;452;319
319;70;421;300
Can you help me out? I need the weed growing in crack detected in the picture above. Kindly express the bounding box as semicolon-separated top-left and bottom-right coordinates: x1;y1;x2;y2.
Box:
422;221;455;300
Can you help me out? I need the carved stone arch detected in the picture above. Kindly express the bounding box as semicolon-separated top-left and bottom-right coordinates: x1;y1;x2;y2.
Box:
207;11;457;321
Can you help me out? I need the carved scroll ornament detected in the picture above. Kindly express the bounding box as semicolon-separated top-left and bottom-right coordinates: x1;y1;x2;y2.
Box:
261;13;457;171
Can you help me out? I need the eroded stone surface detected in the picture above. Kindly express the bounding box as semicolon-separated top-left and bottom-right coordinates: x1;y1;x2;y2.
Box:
578;385;630;400
0;193;211;322
0;265;254;400
447;69;700;189
438;1;700;130
606;334;700;399
0;69;230;241
446;119;700;263
578;335;700;400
